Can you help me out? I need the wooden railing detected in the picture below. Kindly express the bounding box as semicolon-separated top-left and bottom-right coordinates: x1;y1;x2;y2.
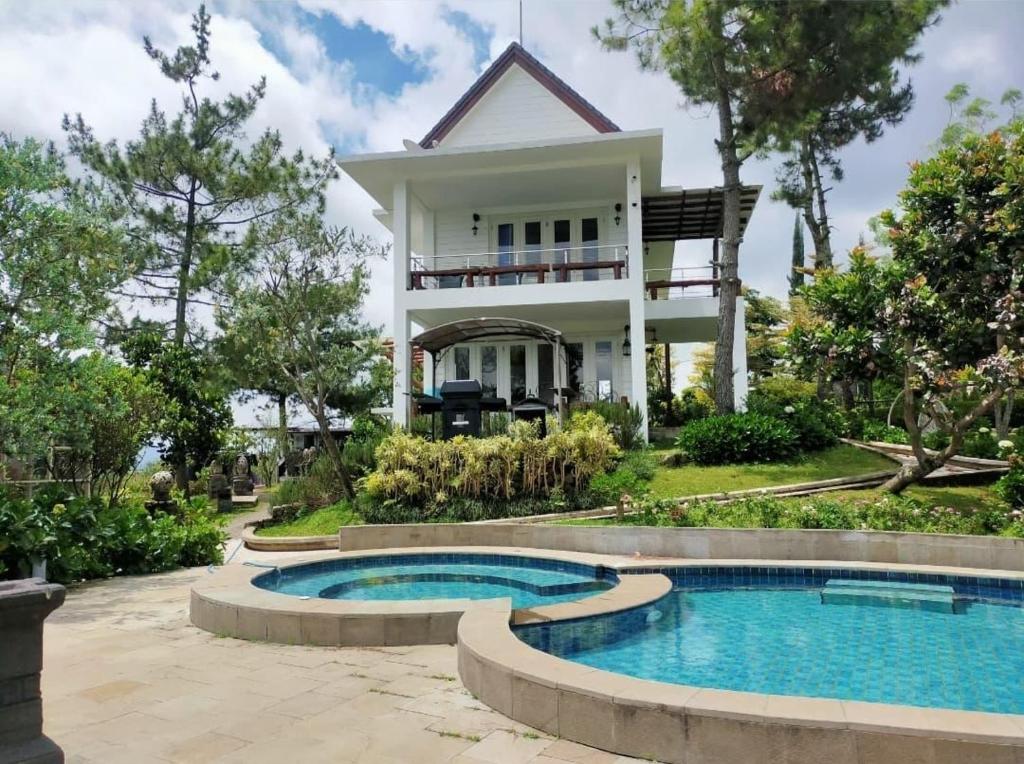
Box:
644;266;719;299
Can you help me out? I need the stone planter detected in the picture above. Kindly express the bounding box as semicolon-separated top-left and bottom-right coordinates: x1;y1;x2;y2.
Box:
0;578;66;764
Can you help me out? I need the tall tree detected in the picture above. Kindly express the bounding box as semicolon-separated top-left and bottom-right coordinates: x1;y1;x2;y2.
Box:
63;5;335;487
938;82;1022;148
770;2;944;271
0;135;128;461
218;217;389;500
789;213;805;297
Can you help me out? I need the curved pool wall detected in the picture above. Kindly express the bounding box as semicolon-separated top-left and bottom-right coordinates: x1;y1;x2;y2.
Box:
189;548;668;647
336;523;1024;572
459;565;1024;764
517;566;1024;716
251;552;617;609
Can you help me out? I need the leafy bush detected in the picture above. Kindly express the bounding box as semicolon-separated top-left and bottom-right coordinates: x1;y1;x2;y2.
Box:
273;454;346;510
362;418;619;517
673;388;713;424
860;420;909;444
631;492;1021;537
587;450;657;506
748;383;840;452
676;413;799;465
0;486;224;584
996;456;1024;510
579;401;646;451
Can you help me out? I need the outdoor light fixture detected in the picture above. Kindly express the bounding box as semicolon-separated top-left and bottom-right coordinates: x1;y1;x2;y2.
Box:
622;324;632;357
614;203;622;226
472;213;480;236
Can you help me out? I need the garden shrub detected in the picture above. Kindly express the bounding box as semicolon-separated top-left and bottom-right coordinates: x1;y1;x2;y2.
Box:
996;456;1024;510
631;492;1023;537
674;389;713;425
362;418;619;518
675;413;799;465
273;454;345;510
579;401;646;451
860;420;910;444
0;485;224;584
748;385;840;452
587;450;657;506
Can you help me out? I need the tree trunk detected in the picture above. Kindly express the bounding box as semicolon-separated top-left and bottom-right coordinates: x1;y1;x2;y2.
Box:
173;181;198;492
315;413;355;500
806;136;833;270
276;392;288;486
712;63;742;415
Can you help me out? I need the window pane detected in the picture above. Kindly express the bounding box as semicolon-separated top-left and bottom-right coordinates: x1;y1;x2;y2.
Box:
510;345;526;402
595;340;613;401
454;346;470;379
567;343;583;394
582;217;599;281
481;346;497;397
523;220;542;282
554;219;571;281
537;344;553;406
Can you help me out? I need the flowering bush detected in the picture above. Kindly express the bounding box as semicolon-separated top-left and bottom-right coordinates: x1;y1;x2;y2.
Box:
996;456;1024;510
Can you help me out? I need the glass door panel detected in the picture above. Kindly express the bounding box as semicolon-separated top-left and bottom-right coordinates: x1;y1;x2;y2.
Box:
595;340;613;401
510;345;527;403
582;217;599;281
522;220;542;284
537;344;554;406
481;346;497;397
497;223;515;286
553;219;571;282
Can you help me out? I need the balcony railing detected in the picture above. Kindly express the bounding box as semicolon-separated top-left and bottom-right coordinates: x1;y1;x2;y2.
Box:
644;266;719;299
409;245;628;290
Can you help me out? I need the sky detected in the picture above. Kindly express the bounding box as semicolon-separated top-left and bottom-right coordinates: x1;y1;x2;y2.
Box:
2;0;1022;426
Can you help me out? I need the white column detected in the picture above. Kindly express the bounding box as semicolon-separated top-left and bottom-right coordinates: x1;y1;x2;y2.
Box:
733;296;749;411
393;180;412;428
625;157;649;441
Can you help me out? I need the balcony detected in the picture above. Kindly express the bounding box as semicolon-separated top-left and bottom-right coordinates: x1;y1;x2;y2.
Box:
643;266;719;300
409;245;628;290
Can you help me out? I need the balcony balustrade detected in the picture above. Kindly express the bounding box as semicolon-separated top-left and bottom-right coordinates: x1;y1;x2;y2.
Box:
643;266;719;299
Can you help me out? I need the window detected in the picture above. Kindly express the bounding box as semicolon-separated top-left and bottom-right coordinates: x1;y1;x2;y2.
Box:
595;340;613;401
510;345;527;403
582;217;599;281
567;342;583;395
537;344;553;406
454;346;470;380
553;219;571;281
497;223;515;286
481;346;497;397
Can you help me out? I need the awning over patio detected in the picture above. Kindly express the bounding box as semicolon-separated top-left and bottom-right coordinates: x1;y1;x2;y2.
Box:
411;317;563;354
642;185;762;242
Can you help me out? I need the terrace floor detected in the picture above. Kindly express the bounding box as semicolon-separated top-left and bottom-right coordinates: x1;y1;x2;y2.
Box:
42;555;646;764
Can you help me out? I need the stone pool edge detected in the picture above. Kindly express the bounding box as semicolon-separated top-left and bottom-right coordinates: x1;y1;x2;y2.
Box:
188;546;670;647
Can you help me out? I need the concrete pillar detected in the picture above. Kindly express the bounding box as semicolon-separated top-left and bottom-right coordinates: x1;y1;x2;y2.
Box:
0;578;66;764
733;296;748;411
393;180;411;428
625;157;649;441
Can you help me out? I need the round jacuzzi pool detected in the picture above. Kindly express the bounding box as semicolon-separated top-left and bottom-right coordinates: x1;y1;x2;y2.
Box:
253;552;617;609
516;565;1024;715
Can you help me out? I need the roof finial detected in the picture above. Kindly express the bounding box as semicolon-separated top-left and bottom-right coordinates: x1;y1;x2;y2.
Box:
519;0;523;47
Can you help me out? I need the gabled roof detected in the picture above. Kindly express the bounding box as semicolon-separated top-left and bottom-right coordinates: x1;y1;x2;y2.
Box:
419;42;620;148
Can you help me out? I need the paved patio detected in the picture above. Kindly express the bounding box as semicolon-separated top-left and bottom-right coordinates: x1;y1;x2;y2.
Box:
42;561;647;763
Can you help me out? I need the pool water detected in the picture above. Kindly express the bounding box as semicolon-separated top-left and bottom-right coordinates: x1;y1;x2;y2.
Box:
254;553;615;609
517;570;1024;714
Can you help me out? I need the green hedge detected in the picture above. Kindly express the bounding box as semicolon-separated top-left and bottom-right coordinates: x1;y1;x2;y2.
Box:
675;413;799;465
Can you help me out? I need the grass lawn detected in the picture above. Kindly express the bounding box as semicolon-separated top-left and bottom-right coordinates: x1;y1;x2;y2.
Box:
254;502;363;537
648;444;895;499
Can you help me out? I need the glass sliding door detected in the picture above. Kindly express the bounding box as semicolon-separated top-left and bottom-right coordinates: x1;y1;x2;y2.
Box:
595;340;613;401
510;344;527;403
480;346;497;397
497;223;515;286
522;220;542;284
566;342;584;396
581;217;599;281
553;219;571;282
537;344;554;406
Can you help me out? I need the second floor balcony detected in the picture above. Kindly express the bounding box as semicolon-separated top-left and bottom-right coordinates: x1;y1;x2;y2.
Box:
409;244;628;290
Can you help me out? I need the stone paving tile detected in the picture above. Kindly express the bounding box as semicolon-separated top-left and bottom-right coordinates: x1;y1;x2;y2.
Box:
42;563;639;763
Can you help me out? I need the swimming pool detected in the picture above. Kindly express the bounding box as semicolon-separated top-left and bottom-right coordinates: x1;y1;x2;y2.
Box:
253;552;616;609
516;566;1024;715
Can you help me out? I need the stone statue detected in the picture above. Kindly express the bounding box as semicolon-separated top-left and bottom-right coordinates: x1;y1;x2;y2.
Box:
231;454;254;496
207;460;232;513
145;470;176;514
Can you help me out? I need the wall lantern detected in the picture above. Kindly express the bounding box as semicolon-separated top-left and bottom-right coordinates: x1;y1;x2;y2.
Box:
614;203;622;226
622;324;632;357
472;213;480;236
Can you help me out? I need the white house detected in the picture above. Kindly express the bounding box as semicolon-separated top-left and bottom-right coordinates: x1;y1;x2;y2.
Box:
339;42;759;440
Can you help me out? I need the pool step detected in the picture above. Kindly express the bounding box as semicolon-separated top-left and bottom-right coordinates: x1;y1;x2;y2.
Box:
821;579;956;613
